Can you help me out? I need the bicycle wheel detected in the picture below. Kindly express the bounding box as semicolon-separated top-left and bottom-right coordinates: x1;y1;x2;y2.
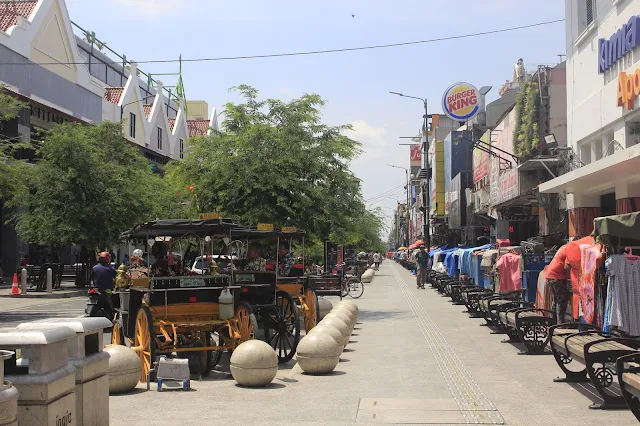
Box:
340;279;350;298
348;278;364;299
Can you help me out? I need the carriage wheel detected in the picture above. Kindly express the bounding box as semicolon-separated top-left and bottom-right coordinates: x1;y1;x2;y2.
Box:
133;305;156;383
204;331;224;376
265;291;300;363
235;302;256;343
304;288;319;334
111;312;124;345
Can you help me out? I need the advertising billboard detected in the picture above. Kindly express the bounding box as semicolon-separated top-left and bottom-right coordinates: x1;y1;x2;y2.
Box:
442;82;481;121
473;131;490;184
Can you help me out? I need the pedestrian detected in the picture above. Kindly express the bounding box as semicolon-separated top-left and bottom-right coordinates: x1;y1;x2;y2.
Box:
545;244;571;324
415;244;429;289
373;251;381;270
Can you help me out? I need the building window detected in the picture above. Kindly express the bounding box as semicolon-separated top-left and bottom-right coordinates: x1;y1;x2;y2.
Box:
129;113;136;138
586;0;595;26
157;127;162;150
179;138;184;159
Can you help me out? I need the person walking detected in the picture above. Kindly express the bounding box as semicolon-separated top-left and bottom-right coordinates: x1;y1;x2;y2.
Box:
373;252;381;270
415;245;430;289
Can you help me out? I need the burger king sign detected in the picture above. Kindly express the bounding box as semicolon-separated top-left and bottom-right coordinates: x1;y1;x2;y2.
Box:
442;82;480;121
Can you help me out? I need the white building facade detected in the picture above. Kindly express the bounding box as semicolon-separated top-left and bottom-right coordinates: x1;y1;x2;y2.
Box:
540;0;640;237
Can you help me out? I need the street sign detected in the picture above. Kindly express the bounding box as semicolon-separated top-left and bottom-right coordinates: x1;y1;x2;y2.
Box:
281;226;297;233
257;223;274;232
199;213;219;220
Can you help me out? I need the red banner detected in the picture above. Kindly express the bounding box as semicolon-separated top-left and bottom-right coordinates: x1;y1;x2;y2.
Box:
410;145;421;167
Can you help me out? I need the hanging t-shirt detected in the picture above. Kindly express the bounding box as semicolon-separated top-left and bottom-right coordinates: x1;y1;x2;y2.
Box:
607;254;640;336
496;252;522;293
579;244;602;324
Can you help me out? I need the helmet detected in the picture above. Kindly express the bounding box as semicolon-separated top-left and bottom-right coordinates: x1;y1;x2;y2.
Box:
98;252;111;263
132;249;143;257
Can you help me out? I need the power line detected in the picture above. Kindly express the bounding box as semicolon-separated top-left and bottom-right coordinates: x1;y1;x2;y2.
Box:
0;19;564;66
364;184;405;202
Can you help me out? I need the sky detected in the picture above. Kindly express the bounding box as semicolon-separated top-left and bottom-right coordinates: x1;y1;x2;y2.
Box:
66;0;566;236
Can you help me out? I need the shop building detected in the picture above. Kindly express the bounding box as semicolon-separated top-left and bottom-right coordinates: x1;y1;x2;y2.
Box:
540;1;640;237
0;0;218;276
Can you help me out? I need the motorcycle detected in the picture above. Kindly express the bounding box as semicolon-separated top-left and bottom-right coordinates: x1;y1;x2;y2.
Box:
85;287;114;319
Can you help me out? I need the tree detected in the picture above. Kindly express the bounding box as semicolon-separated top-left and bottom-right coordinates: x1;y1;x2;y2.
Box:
169;85;364;239
0;87;28;201
10;121;169;249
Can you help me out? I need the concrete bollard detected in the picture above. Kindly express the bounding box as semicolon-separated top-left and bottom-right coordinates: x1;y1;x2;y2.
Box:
296;333;341;374
46;268;53;293
20;269;27;295
0;327;77;426
0;350;19;426
18;318;112;425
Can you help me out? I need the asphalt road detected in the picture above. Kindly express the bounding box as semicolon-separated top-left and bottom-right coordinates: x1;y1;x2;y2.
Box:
0;296;87;328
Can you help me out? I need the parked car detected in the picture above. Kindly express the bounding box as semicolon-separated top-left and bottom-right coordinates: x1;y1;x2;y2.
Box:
190;255;237;275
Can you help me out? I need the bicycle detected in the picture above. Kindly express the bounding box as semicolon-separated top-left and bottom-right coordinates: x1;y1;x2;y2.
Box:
338;263;364;299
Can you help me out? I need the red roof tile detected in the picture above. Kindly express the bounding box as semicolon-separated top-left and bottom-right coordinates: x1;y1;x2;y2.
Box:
187;120;210;137
0;1;37;32
103;87;124;105
143;104;153;119
167;118;176;132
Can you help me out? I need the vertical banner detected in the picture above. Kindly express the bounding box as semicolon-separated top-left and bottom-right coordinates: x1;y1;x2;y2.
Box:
336;245;344;272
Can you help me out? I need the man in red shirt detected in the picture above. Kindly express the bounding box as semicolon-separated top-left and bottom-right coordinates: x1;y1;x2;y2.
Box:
546;245;571;324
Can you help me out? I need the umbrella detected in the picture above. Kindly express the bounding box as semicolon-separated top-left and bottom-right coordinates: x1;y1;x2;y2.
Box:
408;239;425;250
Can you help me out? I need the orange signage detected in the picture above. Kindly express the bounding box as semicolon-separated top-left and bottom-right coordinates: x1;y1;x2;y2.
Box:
617;69;640;110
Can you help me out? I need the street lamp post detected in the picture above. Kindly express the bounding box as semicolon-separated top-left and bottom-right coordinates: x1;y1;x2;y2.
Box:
389;92;430;250
387;164;410;247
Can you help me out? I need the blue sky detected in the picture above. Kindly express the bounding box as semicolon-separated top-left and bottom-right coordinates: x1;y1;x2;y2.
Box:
66;0;566;233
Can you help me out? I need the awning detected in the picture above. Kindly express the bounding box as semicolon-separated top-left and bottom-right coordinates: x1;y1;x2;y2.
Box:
539;145;640;195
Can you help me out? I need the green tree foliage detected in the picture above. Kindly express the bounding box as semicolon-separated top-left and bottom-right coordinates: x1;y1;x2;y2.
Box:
170;85;366;239
513;81;540;160
0;88;28;200
10;121;169;249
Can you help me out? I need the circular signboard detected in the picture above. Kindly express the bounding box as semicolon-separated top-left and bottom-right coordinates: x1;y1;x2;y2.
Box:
442;82;480;121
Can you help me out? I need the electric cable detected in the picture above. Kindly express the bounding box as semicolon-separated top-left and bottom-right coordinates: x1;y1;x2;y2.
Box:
0;19;564;66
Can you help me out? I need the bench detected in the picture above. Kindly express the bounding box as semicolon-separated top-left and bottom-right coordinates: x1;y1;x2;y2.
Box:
461;288;493;317
617;352;640;420
497;307;555;354
477;293;522;327
307;275;342;298
550;323;640;409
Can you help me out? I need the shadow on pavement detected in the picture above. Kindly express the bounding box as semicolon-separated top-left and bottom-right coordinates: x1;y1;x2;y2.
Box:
568;382;622;407
301;370;346;377
235;382;286;389
358;309;406;322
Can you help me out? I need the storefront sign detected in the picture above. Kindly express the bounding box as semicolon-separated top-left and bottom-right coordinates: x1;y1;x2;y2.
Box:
599;15;640;74
199;213;219;220
281;226;297;233
410;144;421;166
473;131;491;184
617;68;640;110
257;223;274;232
442;82;480;121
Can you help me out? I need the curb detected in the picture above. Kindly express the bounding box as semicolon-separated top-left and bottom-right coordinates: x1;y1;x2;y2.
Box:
0;289;86;299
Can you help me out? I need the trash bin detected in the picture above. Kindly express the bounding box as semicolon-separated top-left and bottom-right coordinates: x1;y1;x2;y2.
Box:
0;349;19;426
0;326;76;426
18;317;112;426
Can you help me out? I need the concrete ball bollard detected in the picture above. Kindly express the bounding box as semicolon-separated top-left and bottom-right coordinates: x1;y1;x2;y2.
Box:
324;311;354;330
317;297;333;320
230;340;278;387
105;345;142;394
332;307;356;328
361;268;374;283
319;317;350;347
296;333;341;374
337;300;359;318
308;325;344;354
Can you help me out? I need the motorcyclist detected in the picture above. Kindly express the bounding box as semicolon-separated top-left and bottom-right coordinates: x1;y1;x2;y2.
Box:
91;252;116;314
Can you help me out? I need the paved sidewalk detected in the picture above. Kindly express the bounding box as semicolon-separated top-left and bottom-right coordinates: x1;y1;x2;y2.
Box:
0;279;85;299
108;262;637;425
